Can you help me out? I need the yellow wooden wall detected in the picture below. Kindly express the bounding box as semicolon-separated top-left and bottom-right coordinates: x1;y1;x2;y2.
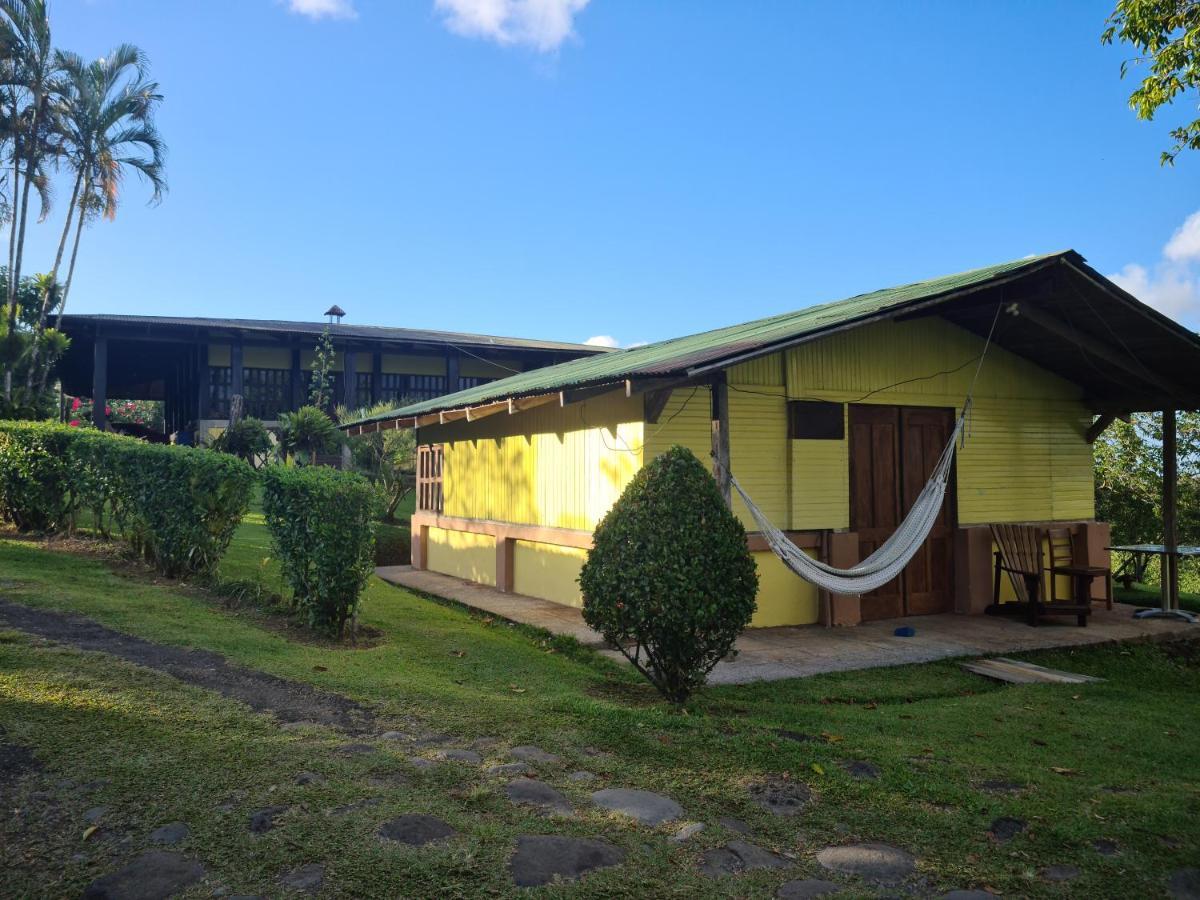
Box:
513;541;588;607
423;391;644;530
426;527;496;586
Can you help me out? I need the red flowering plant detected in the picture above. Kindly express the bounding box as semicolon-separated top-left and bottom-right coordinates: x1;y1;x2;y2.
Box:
65;398;164;431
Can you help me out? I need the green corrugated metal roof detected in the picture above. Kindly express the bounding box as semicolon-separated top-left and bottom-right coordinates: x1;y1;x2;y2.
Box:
346;251;1074;427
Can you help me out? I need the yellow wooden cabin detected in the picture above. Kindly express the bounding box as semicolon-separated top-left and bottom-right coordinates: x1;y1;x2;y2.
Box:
345;252;1200;627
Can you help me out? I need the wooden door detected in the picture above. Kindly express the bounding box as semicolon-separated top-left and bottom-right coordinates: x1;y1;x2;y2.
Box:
849;404;956;620
849;405;904;620
899;408;955;615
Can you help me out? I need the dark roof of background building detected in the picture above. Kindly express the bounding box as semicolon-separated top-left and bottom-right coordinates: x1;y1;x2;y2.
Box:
58;313;607;354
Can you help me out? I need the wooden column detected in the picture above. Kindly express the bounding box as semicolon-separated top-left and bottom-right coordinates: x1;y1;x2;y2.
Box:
1163;408;1179;611
230;337;244;398
371;350;382;404
710;374;731;506
446;351;460;394
290;346;303;410
196;343;209;421
343;349;357;409
92;334;108;430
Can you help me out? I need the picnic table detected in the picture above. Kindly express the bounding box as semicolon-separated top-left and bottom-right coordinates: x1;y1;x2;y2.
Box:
1107;544;1200;623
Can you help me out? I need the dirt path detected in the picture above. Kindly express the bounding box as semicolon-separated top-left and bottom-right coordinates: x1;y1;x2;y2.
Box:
0;600;375;732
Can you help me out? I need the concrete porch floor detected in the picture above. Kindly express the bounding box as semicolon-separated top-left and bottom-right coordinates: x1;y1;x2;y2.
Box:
375;565;1197;685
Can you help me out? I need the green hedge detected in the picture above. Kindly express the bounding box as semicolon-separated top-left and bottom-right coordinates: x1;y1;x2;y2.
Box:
261;465;377;638
0;421;254;577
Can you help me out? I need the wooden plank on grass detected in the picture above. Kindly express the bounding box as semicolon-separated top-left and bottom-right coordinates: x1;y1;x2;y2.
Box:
960;657;1104;685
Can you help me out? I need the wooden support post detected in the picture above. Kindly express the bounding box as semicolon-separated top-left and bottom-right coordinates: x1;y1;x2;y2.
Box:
290;346;303;411
710;374;731;507
371;350;382;404
446;351;460;394
230;337;244;399
197;343;209;421
343;349;357;409
1163;408;1179;611
92;334;108;430
1085;412;1117;444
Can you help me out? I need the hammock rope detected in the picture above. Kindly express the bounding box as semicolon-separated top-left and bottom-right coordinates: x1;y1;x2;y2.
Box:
730;303;1001;597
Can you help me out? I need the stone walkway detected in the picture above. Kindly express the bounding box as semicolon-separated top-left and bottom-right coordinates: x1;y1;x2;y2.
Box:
376;566;1198;684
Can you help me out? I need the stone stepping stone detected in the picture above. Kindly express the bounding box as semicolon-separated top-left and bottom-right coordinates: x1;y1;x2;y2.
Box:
249;806;289;834
505;779;573;816
1169;867;1200;899
407;757;436;771
510;834;624;887
378;814;455;846
699;840;790;877
776;879;841;898
978;778;1025;794
718;816;753;835
816;843;915;883
379;731;409;742
434;748;482;765
295;771;324;786
1040;864;1079;882
411;732;452;747
278;863;324;893
590;788;682;825
149;822;189;845
840;760;879;780
940;891;996;899
487;763;529;777
1092;838;1120;856
776;729;818;744
83;850;205;900
749;779;811;817
567;770;597;783
988;816;1026;843
671;822;705;842
83;805;109;823
510;745;561;764
336;743;377;756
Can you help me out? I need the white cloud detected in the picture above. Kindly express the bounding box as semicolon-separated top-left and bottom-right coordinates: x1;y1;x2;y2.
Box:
435;0;589;52
286;0;357;21
1107;209;1200;325
584;334;619;348
1108;262;1199;319
1164;210;1200;262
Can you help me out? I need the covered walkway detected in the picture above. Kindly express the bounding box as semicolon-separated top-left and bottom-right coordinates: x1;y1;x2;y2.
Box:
375;565;1197;685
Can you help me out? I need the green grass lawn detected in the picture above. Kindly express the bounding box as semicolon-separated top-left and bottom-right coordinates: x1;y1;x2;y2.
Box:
1116;581;1200;615
1;523;1198;898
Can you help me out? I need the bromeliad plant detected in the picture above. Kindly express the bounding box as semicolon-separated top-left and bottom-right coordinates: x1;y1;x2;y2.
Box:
579;444;758;704
261;465;376;639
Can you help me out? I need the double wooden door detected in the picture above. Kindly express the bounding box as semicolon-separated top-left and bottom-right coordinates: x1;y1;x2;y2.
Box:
849;405;956;621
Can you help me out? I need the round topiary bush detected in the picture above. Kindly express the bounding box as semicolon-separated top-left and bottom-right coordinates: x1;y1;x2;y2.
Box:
579;444;758;704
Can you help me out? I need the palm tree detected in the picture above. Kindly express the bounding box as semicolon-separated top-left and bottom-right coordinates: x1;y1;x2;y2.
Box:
0;0;58;334
51;44;164;327
25;44;164;392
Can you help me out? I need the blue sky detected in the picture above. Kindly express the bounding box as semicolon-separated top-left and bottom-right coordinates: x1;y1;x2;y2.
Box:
29;0;1200;346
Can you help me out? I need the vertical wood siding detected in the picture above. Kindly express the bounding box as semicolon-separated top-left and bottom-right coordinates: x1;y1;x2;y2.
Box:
424;391;643;530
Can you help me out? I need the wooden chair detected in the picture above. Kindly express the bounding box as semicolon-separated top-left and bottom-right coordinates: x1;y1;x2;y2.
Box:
1047;526;1113;611
991;524;1089;627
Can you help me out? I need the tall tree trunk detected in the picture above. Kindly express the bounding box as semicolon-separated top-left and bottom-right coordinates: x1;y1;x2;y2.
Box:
26;173;82;393
4;134;21;404
54;189;88;331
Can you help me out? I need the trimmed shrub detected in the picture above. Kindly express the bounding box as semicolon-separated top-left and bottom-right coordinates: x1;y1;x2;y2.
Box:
0;421;78;532
261;465;376;638
0;421;254;577
579;444;758;704
106;441;255;577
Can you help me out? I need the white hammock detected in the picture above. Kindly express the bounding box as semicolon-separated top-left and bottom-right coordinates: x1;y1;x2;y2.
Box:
731;412;965;596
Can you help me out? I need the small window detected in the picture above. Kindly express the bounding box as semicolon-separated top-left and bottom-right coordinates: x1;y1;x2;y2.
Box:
417;444;444;514
787;400;844;440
